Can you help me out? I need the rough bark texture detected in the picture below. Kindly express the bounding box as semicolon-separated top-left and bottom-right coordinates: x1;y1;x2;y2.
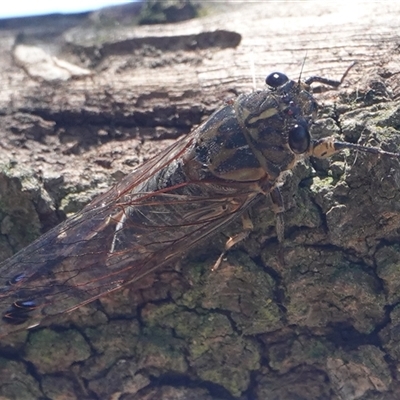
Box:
1;1;400;399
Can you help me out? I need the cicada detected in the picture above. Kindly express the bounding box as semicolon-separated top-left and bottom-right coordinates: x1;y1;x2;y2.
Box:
0;66;398;338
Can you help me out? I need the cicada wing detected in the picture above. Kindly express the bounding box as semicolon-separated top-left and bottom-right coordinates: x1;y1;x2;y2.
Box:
0;133;196;337
0;130;261;338
0;189;259;337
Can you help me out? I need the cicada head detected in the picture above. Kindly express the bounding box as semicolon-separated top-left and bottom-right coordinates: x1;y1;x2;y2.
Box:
186;64;389;186
232;71;319;180
184;72;320;184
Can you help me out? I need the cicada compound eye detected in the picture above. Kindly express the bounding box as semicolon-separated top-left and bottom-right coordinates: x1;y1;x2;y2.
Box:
288;124;310;154
265;72;289;88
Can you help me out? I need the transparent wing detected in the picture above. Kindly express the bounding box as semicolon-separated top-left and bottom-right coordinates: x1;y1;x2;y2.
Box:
0;131;261;338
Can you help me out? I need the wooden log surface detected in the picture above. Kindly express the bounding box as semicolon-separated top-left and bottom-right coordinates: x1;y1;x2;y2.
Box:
0;1;400;399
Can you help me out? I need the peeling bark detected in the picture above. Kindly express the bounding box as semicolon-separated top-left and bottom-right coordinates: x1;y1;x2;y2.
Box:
1;2;400;399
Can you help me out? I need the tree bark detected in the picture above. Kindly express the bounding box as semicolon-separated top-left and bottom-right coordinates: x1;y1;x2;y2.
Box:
1;1;400;399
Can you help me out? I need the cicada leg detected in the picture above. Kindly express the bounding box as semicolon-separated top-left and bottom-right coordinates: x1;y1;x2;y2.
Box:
212;186;286;270
212;212;254;271
270;186;285;243
269;186;288;268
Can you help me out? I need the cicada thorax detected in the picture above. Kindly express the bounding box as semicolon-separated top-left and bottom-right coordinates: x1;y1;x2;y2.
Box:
182;105;268;183
182;73;318;188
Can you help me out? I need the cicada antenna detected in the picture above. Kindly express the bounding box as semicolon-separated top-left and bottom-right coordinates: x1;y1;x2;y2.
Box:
305;61;357;87
333;141;400;158
298;52;308;84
